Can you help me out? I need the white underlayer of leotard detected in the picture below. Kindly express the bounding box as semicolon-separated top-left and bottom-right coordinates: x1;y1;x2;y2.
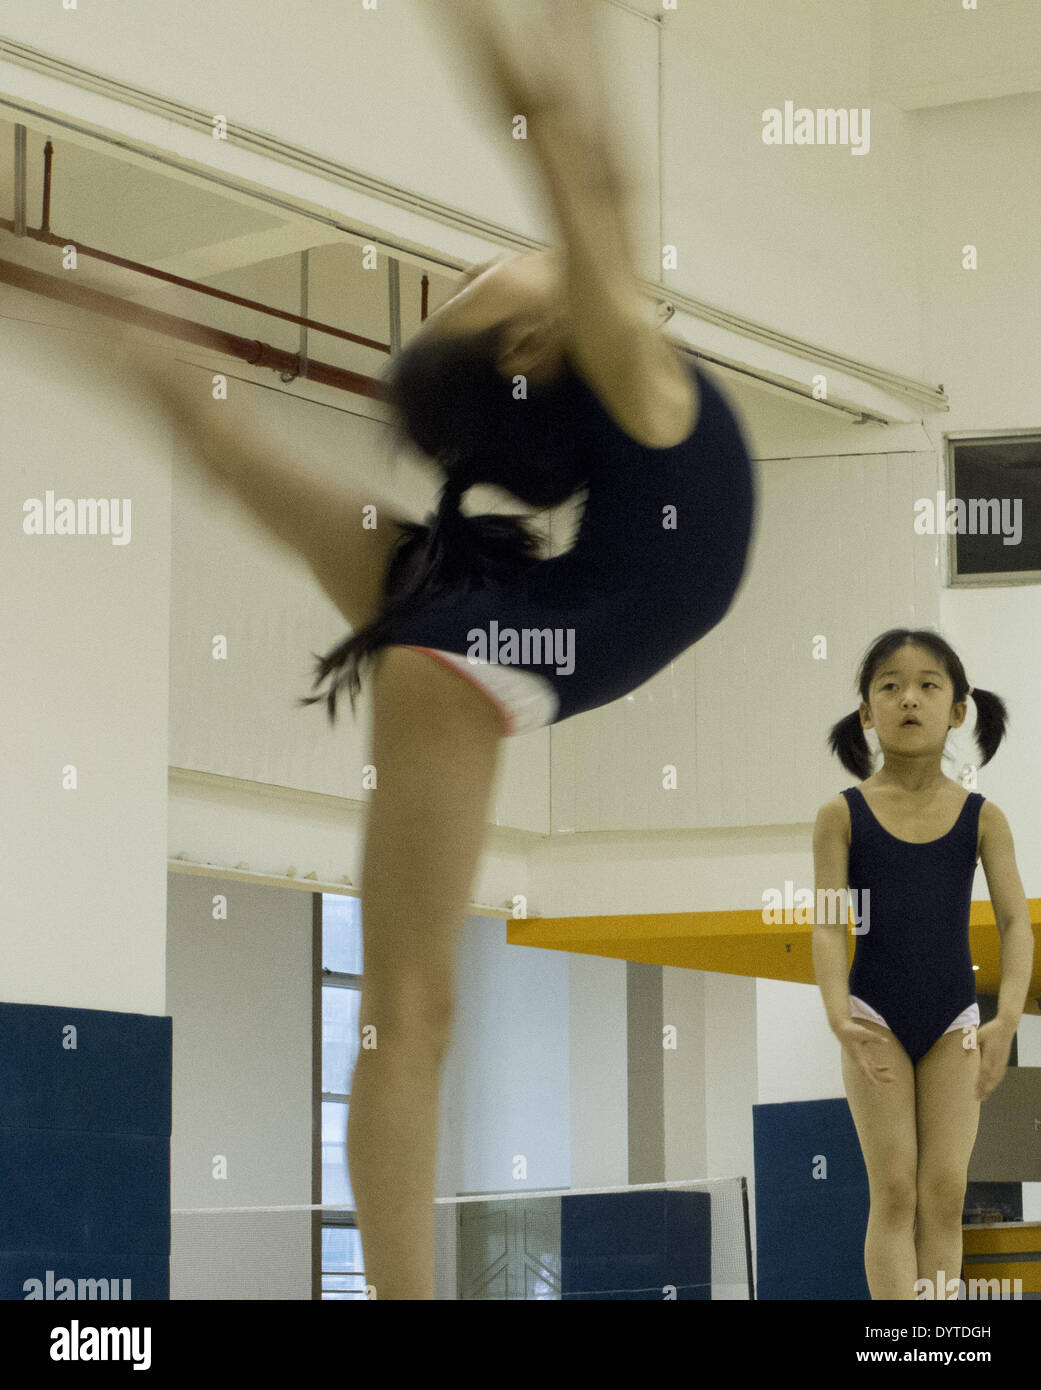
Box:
399;646;560;737
849;995;980;1036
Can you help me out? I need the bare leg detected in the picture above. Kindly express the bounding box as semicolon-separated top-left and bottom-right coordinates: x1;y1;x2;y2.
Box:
841;1019;919;1298
347;647;505;1299
914;1027;981;1298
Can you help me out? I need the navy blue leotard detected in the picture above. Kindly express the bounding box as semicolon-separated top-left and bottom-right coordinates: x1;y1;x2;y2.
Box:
382;359;758;725
843;786;985;1064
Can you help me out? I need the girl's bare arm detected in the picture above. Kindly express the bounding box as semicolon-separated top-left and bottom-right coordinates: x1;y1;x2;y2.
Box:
432;1;674;405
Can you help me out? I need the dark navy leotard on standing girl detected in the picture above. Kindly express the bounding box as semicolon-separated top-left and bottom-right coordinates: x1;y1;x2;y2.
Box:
842;786;985;1064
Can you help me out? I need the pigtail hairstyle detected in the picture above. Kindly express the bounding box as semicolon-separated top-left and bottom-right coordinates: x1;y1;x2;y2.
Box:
827;708;875;784
826;627;1009;781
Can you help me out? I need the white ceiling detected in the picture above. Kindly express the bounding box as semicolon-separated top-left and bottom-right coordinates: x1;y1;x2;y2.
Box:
615;0;1041;109
2;0;1039;365
870;0;1041;110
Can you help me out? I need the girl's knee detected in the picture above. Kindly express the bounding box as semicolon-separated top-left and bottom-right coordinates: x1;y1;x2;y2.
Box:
916;1170;967;1219
871;1166;917;1218
360;986;456;1047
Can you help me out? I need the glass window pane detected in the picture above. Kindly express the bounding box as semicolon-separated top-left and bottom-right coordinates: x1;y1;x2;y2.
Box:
321;1100;353;1208
322;894;363;974
322;985;360;1096
322;1276;368;1299
322;1226;363;1273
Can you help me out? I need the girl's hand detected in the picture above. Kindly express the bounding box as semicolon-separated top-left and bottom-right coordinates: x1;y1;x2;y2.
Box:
974;1019;1017;1102
832;1019;896;1085
435;0;574;123
431;0;617;168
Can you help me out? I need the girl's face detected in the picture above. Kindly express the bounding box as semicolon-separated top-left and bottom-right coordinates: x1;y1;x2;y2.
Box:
860;645;967;751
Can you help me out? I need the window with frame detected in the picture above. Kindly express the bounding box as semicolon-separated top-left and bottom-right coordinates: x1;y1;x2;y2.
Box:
317;893;366;1298
946;433;1041;585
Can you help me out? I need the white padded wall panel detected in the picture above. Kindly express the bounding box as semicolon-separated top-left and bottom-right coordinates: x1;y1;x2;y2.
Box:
549;441;942;834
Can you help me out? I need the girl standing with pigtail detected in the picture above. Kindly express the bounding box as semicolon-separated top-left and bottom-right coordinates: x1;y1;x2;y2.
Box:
813;628;1034;1299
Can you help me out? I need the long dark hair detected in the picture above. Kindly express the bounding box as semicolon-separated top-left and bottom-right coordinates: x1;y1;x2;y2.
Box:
827;627;1009;780
300;316;590;722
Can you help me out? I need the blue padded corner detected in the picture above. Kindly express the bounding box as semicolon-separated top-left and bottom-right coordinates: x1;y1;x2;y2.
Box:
0;1129;169;1254
1;1250;168;1301
754;1097;870;1300
0;1001;171;1301
561;1190;712;1300
0;1001;171;1134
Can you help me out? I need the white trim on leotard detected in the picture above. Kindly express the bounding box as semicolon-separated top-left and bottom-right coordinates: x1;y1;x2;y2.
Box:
401;646;560;737
849;995;980;1036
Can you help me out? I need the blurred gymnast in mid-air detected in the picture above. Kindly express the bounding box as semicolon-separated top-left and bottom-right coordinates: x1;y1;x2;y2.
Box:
307;0;757;1299
64;0;757;1297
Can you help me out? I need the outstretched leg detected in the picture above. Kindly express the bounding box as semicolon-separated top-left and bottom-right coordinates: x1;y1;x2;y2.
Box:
347;646;505;1299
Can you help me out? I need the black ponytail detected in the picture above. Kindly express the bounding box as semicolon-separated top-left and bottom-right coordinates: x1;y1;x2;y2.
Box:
827;709;874;783
826;628;1009;780
962;685;1009;769
299;312;590;724
298;476;545;723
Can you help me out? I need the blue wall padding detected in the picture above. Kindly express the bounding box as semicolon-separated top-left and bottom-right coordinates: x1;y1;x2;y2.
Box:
0;1001;170;1132
754;1097;870;1300
0;1001;171;1301
561;1189;712;1300
0;1252;168;1301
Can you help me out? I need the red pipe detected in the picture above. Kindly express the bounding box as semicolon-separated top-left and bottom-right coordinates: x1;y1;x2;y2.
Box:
42;140;53;235
0;257;389;400
6;138;392;355
0;214;391;356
